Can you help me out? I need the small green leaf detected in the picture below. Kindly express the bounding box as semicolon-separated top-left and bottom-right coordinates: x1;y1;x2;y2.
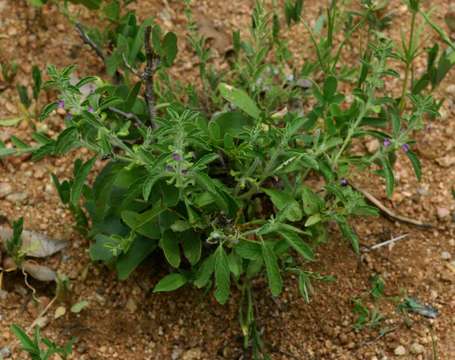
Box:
280;230;314;261
261;241;282;297
71;157;96;206
10;324;38;354
70;300;89;313
160;231;181;268
194;254;215;288
379;156;395;198
218;83;261;120
153;273;187;292
214;245;231;304
405;150;421;181
305;213;321;227
181;231;201;265
162;32;178;67
0;117;22;127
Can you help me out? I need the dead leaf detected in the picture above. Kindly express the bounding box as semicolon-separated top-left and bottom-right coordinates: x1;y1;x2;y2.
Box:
54;306;66;319
0;226;68;258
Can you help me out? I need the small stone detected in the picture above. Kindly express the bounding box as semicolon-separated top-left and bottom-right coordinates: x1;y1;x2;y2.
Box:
366;139;380;153
0;346;11;358
437;207;451;220
446;84;455;95
410;343;424;355
0;182;13;198
171;347;183;360
0;289;8;300
436;155;455;168
5;192;28;204
182;348;202;360
441;251;451;260
126;298;137;313
394;345;406;356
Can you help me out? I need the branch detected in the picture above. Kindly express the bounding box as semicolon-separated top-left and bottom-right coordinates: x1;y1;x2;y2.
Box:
143;26;160;129
108;106;144;127
352;184;432;228
75;22;105;62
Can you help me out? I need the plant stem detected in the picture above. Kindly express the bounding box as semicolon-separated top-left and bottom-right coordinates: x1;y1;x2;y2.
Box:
399;10;417;114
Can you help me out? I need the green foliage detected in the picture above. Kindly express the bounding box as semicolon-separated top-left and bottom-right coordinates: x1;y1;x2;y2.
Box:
5;0;454;357
5;217;25;265
11;325;74;360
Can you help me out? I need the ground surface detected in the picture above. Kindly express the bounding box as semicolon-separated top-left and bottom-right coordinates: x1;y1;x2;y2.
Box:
0;0;454;359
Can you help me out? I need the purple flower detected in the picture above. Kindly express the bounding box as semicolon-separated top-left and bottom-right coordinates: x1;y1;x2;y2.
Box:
172;153;182;161
383;138;391;148
165;165;174;172
57;99;65;109
88;106;94;113
402;143;410;152
65;112;73;121
340;178;348;187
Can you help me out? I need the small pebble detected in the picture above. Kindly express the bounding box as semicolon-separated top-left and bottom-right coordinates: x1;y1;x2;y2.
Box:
441;251;451;260
0;346;11;358
410;343;425;355
394;345;406;356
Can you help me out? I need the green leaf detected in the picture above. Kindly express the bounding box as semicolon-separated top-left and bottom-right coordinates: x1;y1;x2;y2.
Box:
263;188;302;222
405;150;421;181
16;84;31;108
160;231;181;268
323;76;338;99
71;157;96;206
153;273;187;292
39;102;58;121
305;213;321;227
116;236;157;280
235;240;262;260
280;230;314;261
121;205;164;239
89;234;116;262
338;219;360;254
211;111;253;139
218;83;261;120
32;65;41;100
301;186;323;215
10;324;38;354
227;252;242;278
214;245;231;304
194;253;215;288
181;232;201;265
379;156;394;198
70;300;89;313
261;241;282;297
0;117;22;127
162;32;178;67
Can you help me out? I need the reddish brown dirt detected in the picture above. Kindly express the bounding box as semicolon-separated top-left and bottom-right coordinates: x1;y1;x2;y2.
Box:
0;1;454;359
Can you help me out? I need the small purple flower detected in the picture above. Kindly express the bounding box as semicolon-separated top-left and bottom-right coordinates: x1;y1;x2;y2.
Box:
172;153;182;161
383;138;391;148
340;178;348;187
65;112;73;121
402;143;410;153
165;165;174;172
88;106;94;113
57;99;65;109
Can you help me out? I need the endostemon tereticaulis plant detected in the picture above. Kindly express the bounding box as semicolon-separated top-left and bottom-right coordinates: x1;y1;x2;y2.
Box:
3;0;455;357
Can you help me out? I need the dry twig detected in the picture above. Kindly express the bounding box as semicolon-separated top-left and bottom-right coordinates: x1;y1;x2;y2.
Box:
352;184;432;228
75;23;105;61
